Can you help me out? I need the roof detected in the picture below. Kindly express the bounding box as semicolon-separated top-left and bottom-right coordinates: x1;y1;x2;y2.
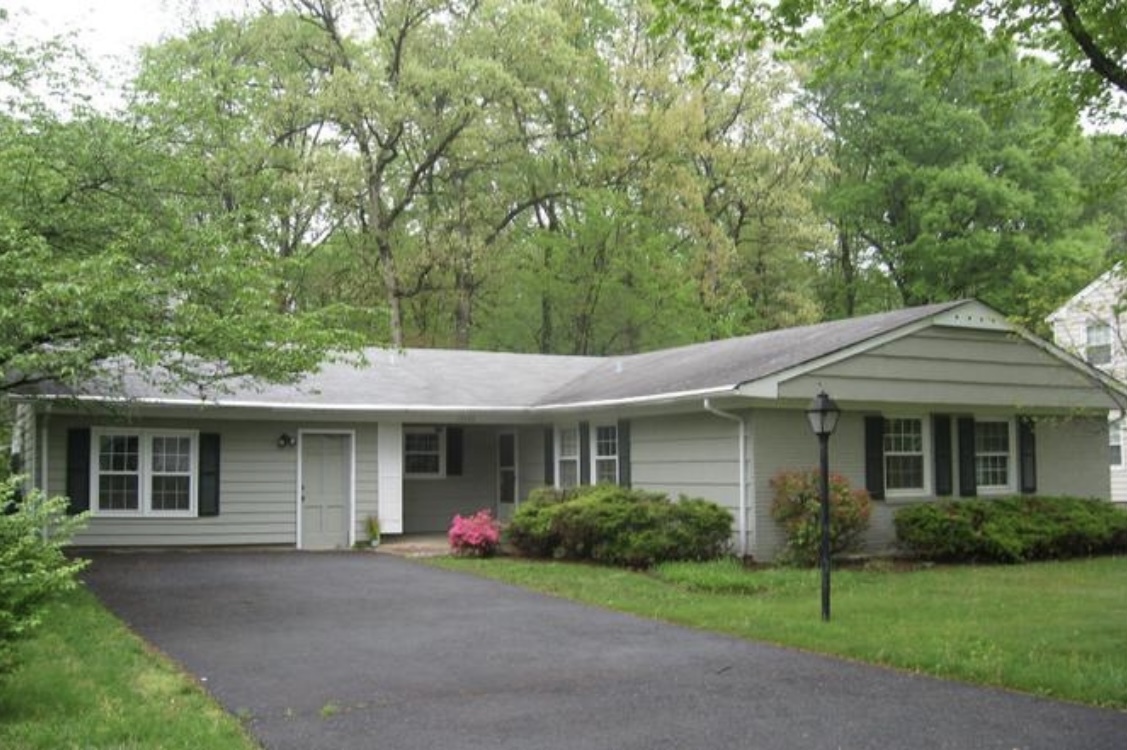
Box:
22;300;983;413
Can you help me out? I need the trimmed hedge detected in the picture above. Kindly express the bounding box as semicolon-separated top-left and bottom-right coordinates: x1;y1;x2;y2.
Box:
505;485;732;568
894;496;1127;563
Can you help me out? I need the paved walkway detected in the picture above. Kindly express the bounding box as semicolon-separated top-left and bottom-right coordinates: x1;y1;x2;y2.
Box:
82;551;1127;750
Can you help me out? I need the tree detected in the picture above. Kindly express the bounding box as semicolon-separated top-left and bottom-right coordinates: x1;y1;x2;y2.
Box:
655;0;1127;128
796;7;1110;327
0;18;362;396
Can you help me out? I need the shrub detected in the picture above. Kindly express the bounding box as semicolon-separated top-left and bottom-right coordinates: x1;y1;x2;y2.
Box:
448;509;501;557
0;478;88;675
895;496;1127;563
505;485;731;568
770;469;872;566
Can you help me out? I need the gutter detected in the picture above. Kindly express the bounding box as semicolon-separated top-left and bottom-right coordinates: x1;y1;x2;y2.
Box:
703;399;749;558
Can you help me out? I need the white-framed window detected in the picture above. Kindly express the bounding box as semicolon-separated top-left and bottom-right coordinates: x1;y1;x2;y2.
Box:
1086;322;1112;365
557;425;580;488
883;417;926;493
92;428;198;517
974;419;1014;491
593;425;619;484
1111;417;1123;468
404;426;445;478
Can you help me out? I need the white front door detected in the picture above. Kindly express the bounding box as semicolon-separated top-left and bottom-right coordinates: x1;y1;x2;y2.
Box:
300;433;351;550
497;432;518;521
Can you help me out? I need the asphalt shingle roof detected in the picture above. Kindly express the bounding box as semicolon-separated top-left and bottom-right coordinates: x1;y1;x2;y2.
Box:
63;300;966;411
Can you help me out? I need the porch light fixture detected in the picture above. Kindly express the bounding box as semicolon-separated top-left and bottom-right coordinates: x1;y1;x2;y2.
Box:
277;433;297;449
805;390;841;622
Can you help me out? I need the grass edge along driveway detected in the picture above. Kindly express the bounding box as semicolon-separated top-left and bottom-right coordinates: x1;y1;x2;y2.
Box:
0;586;258;750
429;555;1127;710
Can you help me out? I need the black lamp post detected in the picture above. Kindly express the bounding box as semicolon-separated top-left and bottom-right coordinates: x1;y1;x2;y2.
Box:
805;390;841;622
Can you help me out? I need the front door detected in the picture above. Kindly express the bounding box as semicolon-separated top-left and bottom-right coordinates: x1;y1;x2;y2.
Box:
498;432;518;521
300;433;351;550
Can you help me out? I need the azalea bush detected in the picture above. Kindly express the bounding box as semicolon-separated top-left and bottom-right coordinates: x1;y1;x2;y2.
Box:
448;509;501;557
0;478;88;675
770;469;872;566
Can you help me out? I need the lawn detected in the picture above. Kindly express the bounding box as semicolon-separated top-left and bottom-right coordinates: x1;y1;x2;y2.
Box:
0;586;258;750
430;555;1127;709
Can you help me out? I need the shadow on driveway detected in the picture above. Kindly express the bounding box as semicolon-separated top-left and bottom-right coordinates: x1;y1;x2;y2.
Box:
82;550;1126;750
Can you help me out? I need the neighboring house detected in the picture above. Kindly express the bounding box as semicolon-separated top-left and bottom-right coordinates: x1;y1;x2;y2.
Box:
1047;267;1127;505
11;299;1122;561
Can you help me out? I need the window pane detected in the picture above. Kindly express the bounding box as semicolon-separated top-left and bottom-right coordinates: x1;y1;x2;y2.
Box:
595;426;617;458
974;423;1009;453
595;458;617;484
559;459;579;488
98;474;139;511
405;454;440;475
99;435;139;472
886;455;924;490
405;432;440;453
152;436;191;473
559;427;579;458
151;475;191;511
976;455;1009;486
1111;420;1123;467
499;434;515;467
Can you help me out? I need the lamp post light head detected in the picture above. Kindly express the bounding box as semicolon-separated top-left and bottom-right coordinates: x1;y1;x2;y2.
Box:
806;390;841;438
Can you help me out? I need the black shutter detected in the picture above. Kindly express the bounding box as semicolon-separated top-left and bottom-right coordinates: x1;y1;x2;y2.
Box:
932;415;953;497
543;428;554;485
446;427;463;476
579;421;591;485
198;432;221;517
65;428;91;514
1018;417;1037;494
863;416;885;500
617;419;631;488
957;417;977;497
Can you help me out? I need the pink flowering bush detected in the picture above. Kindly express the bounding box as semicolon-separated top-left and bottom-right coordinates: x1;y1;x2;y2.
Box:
448;509;502;557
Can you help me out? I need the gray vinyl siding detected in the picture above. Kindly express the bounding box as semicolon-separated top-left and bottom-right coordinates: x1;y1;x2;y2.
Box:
517;426;549;501
779;328;1111;410
402;425;498;533
47;415;303;546
1035;416;1109;498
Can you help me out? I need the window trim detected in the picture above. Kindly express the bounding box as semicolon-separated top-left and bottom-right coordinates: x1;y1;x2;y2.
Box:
1111;417;1124;470
973;417;1016;494
90;428;199;518
403;426;446;480
882;415;930;498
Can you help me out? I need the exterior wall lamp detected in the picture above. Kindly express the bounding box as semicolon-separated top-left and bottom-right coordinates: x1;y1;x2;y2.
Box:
805;390;841;622
277;433;297;449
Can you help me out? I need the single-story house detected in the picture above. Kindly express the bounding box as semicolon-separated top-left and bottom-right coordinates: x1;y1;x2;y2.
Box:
9;299;1123;561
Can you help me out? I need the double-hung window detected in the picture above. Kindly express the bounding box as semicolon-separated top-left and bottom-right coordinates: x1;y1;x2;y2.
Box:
404;427;445;478
1086;322;1112;366
883;417;925;493
557;426;580;488
593;425;619;484
93;429;198;517
974;420;1013;490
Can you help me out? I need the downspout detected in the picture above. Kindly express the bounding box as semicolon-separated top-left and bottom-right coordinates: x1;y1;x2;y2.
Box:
703;399;748;558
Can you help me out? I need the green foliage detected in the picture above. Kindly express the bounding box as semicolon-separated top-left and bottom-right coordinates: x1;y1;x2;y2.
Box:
895;496;1127;564
769;469;872;566
0;479;88;675
506;485;731;568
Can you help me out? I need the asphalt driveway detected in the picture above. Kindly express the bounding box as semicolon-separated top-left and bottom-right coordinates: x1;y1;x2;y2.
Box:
82;551;1126;750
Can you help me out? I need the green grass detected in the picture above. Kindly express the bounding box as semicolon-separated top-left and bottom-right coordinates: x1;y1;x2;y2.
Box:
430;555;1127;709
0;587;258;750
